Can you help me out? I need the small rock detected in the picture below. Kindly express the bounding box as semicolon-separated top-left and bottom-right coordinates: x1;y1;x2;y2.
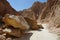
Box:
6;38;12;40
0;35;6;40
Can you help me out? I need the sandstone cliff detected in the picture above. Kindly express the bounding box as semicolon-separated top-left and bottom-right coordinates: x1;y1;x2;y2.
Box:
19;1;46;19
38;0;60;34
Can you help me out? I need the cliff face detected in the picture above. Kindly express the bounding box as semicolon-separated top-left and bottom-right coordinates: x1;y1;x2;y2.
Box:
38;0;58;23
38;0;60;35
19;2;45;30
19;1;46;20
0;0;20;26
47;0;60;34
0;0;18;17
31;2;46;19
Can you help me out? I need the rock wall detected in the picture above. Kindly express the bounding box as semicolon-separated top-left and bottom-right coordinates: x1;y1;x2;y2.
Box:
19;1;46;20
38;0;60;34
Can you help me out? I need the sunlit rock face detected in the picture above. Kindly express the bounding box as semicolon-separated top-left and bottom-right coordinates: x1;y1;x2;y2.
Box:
19;9;36;20
3;14;30;30
19;9;41;30
38;0;58;23
19;1;46;20
19;2;46;30
38;0;60;32
38;0;60;40
31;1;46;19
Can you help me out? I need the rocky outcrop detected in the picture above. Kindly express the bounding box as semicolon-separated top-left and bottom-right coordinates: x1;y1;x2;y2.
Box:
38;0;58;23
0;0;28;38
38;0;60;35
46;0;60;34
37;1;60;40
0;0;43;38
19;2;46;30
19;9;41;30
19;1;46;20
0;0;18;16
0;0;19;27
31;1;46;19
3;14;30;30
19;9;36;20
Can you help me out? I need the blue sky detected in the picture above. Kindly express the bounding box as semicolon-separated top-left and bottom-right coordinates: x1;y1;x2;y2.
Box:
7;0;47;11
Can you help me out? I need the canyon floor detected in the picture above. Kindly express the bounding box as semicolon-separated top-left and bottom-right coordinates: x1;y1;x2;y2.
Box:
14;23;59;40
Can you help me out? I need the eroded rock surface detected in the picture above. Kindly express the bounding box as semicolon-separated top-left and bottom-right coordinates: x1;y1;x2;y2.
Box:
38;0;60;40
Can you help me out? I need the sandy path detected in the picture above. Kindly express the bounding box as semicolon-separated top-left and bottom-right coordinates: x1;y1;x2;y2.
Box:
14;24;58;40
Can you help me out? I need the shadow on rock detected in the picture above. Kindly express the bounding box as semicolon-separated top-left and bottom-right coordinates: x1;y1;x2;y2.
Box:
13;33;33;40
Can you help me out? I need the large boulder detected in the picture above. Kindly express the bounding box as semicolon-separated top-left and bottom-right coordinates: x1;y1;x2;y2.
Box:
2;14;30;37
19;10;42;30
3;14;30;30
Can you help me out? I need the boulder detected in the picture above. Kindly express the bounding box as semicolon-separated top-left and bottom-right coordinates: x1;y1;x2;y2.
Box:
19;10;41;30
3;14;30;30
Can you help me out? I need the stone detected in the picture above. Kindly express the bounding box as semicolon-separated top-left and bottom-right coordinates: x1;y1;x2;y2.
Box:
0;35;6;40
3;14;30;30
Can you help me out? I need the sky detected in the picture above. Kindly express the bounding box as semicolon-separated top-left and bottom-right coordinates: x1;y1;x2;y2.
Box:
7;0;47;11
